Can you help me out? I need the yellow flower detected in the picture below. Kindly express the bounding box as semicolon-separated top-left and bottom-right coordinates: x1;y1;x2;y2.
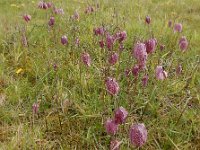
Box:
16;68;23;74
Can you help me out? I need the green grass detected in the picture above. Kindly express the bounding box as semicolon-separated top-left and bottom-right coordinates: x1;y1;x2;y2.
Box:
0;0;200;149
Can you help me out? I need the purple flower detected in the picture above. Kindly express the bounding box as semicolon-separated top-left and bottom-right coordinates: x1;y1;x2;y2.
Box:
179;36;188;51
38;1;48;9
32;102;39;114
133;42;147;69
46;2;53;8
114;106;128;124
130;123;147;147
48;16;55;26
174;23;182;32
105;77;120;96
61;36;68;45
23;14;31;22
108;53;118;65
145;38;156;54
105;119;118;135
145;16;151;24
81;52;91;67
132;64;140;77
156;66;168;80
94;27;105;36
142;75;149;87
54;8;64;15
110;140;121;150
106;35;114;50
114;31;127;43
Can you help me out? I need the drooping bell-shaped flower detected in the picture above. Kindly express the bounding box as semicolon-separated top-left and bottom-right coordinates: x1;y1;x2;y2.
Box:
114;106;128;124
145;38;156;54
108;53;118;65
155;66;168;80
81;52;91;67
105;119;118;135
23;14;31;22
132;64;140;77
145;16;151;24
130;123;147;147
48;16;55;26
132;42;148;69
54;8;64;15
105;77;120;96
174;23;182;32
61;36;68;45
179;36;188;51
106;34;114;50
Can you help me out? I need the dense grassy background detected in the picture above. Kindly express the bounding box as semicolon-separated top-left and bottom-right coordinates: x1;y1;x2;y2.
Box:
0;0;199;149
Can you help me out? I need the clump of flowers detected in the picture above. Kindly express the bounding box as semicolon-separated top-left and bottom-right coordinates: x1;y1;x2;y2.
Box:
54;8;64;15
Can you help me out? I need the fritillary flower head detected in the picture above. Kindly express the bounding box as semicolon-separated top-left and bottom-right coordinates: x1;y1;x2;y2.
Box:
106;34;114;50
145;16;151;24
38;1;48;9
108;52;118;65
48;16;55;26
133;42;147;62
179;36;188;51
114;106;128;124
54;8;64;15
61;35;68;45
145;38;156;54
155;66;168;80
23;14;31;22
130;123;147;147
105;77;120;96
174;23;182;32
81;52;91;67
132;64;140;77
105;118;118;135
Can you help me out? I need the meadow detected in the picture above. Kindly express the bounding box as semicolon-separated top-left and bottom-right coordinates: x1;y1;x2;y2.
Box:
0;0;200;149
